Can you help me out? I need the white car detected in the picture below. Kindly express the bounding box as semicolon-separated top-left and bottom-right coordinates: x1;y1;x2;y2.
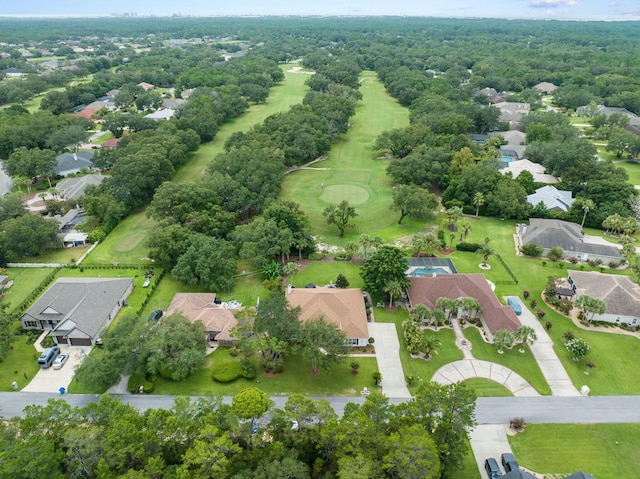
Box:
52;354;69;370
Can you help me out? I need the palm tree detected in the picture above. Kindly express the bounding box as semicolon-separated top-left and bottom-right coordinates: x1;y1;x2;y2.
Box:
358;234;373;259
420;333;442;360
383;280;404;308
580;199;595;228
409;304;431;326
344;241;359;258
443;206;463;231
460;220;472;241
435;297;459;320
493;329;514;354
514;326;537;353
411;232;440;257
476;243;495;267
431;309;446;330
473;192;485;217
459;297;481;320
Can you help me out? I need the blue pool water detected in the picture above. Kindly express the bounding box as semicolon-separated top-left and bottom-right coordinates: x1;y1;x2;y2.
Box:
501;156;513;163
411;267;449;277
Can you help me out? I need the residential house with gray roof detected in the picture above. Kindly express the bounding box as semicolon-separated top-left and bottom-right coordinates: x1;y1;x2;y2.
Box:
54;151;94;177
20;277;133;346
568;270;640;327
526;185;575;212
517;218;622;263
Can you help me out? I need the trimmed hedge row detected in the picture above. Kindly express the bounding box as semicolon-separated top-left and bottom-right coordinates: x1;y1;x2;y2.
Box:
455;242;482;252
212;360;256;383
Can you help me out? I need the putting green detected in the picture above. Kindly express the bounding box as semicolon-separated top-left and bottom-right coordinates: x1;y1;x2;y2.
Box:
113;232;145;252
319;184;370;205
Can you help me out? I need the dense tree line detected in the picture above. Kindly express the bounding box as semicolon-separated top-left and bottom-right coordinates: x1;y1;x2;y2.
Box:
0;383;476;479
145;52;361;290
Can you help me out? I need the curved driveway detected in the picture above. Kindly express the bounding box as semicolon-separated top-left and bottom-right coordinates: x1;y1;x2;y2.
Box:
432;359;539;396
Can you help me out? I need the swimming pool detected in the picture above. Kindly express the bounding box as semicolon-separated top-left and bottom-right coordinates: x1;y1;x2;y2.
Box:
410;267;450;277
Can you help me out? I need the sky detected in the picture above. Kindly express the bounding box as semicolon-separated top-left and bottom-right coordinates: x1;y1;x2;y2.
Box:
1;0;639;20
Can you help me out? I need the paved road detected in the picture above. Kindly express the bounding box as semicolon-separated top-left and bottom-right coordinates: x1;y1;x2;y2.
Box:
3;393;640;423
0;162;12;196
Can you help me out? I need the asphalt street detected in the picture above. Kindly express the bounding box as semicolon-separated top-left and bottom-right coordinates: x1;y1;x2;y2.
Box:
0;162;12;196
2;393;640;423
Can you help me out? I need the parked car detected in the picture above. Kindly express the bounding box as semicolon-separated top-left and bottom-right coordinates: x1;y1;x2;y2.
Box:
507;297;522;315
501;453;519;472
52;354;69;370
149;310;163;321
484;458;502;478
37;346;60;369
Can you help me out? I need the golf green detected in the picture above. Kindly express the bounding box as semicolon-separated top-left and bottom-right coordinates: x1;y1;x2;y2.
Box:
319;184;370;205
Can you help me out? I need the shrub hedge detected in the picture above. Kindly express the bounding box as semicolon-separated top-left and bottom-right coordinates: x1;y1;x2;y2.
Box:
456;242;482;252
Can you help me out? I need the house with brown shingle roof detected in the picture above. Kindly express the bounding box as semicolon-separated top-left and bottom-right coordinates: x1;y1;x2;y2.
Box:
567;270;640;327
533;82;558;94
286;287;370;346
138;82;155;91
166;293;240;346
407;274;521;341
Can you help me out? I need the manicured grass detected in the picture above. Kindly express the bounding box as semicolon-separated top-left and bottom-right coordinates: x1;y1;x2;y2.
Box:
0;267;54;313
152;347;380;396
462;378;513;397
281;71;420;247
457;439;482;479
542;308;640;395
374;308;464;391
11;245;91;265
462;327;551;395
0;335;41;391
509;423;640;479
289;260;365;290
173;66;311;184
83;211;157;265
614;160;640;186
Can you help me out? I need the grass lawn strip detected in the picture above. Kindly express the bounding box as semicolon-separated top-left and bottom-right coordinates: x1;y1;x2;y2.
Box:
461;378;513;397
152;347;380;396
509;423;640;479
0;267;54;313
281;71;423;247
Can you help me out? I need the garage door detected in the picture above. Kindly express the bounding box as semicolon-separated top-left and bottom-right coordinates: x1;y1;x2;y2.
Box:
70;338;92;346
55;336;68;344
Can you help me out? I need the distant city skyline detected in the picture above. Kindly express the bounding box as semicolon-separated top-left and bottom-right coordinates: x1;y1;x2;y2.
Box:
2;0;639;20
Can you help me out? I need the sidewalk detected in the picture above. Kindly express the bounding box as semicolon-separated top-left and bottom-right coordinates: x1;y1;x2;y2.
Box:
505;296;580;396
367;323;411;398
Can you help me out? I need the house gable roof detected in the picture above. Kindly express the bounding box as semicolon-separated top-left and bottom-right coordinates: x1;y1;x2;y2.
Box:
286;288;369;339
21;277;132;340
502;470;537;479
57;174;105;200
166;293;239;341
533;81;558;93
407;274;521;335
564;472;595;479
569;270;640;317
521;219;621;258
526;185;575;212
54;151;94;175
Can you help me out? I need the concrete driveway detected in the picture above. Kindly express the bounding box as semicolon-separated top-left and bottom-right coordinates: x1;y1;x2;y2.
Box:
368;322;411;398
469;425;512;478
21;346;91;393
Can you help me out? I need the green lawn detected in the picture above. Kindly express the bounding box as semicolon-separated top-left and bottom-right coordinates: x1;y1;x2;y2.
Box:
614;160;640;186
0;335;41;392
374;308;464;391
152;347;380;396
173;66;311;184
462;327;551;395
281;71;420;247
10;245;91;265
0;267;54;313
461;378;513;397
509;423;640;479
289;260;365;290
83;211;157;265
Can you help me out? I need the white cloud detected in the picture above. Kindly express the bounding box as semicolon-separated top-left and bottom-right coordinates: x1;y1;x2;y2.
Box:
528;0;578;8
